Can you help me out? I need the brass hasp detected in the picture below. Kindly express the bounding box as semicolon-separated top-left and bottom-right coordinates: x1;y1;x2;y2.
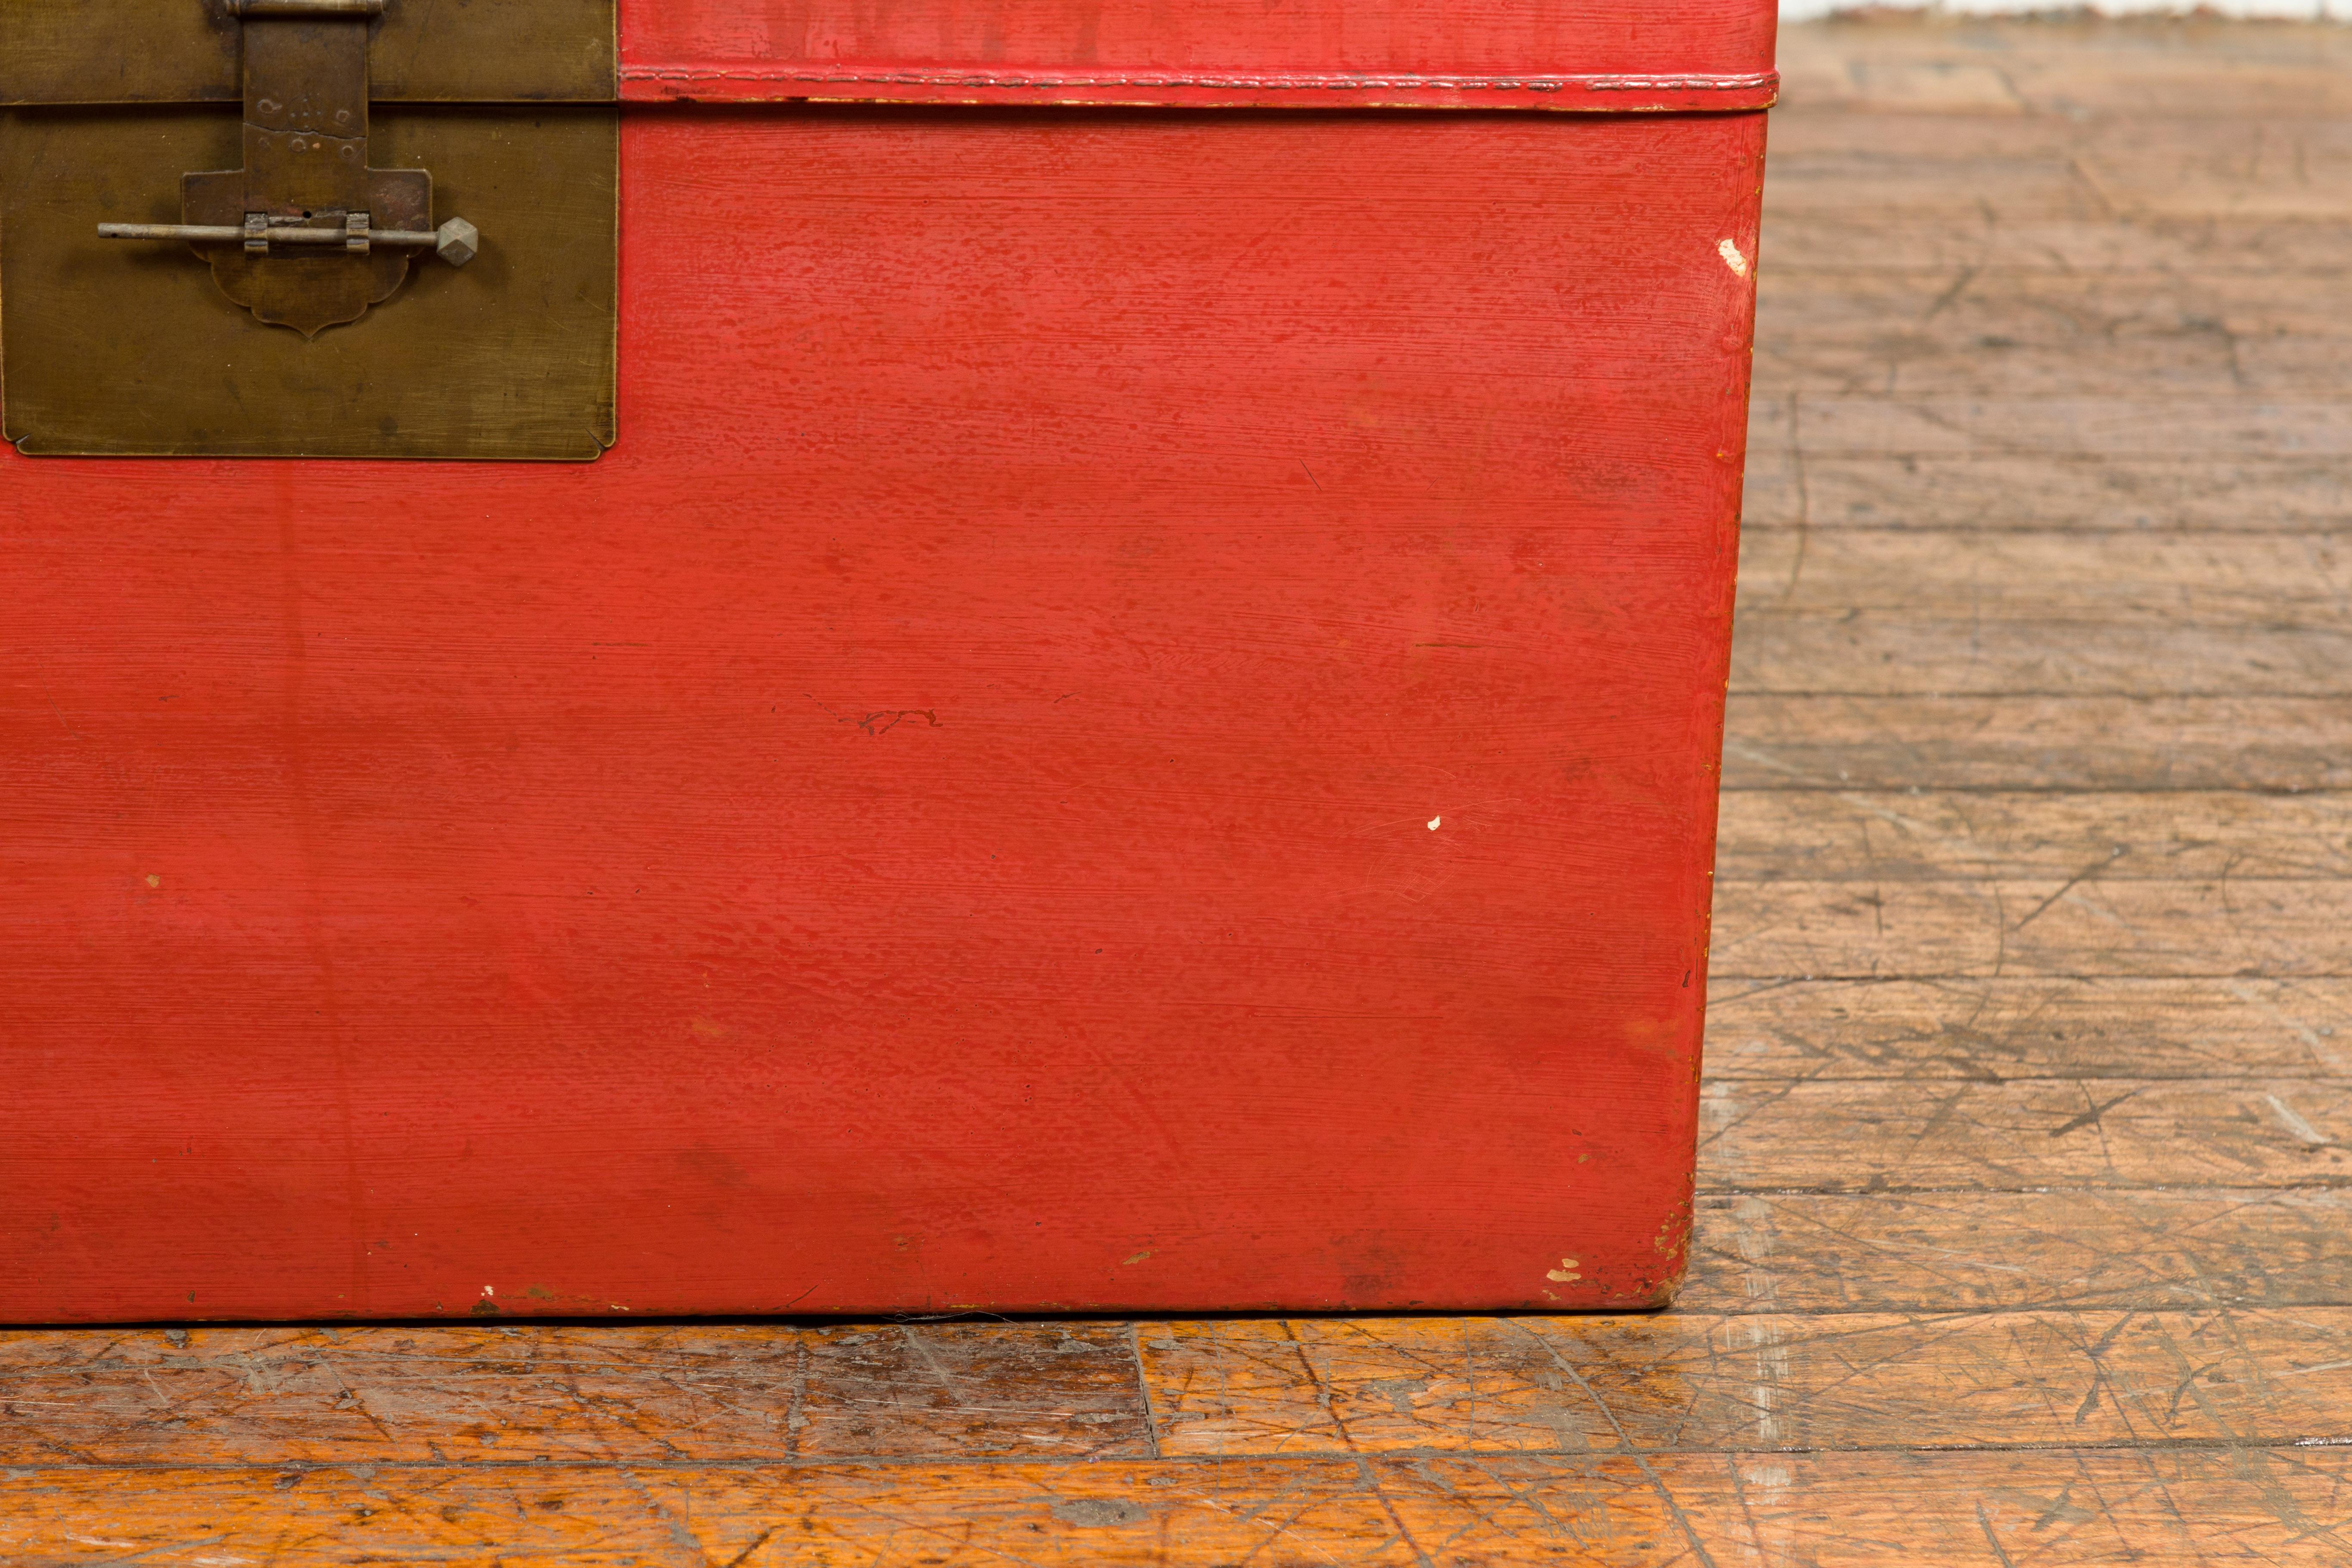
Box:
96;0;478;337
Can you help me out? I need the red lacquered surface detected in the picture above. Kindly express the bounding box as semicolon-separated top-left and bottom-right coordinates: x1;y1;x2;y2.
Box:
620;0;1779;108
1;107;1763;1320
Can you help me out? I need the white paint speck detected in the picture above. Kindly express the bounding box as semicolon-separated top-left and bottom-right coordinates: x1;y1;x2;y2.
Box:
481;1285;495;1298
1427;816;1441;831
1718;238;1750;277
1545;1256;1580;1283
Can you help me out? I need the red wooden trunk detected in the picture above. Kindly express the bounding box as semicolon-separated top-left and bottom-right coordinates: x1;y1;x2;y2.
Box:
1;0;1771;1319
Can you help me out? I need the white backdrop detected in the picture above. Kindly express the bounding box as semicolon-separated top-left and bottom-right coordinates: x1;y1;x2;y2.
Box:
1781;0;2342;16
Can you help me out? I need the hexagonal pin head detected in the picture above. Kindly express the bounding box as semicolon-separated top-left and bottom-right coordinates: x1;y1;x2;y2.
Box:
435;217;480;268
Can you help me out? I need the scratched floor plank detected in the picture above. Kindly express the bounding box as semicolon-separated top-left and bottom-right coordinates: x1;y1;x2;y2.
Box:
1137;1311;2352;1456
1680;1188;2352;1313
14;1309;2350;1468
0;1323;1151;1467
1734;616;2352;696
1750;396;2352;462
1723;694;2352;790
0;1459;1700;1568
1759;113;2352;221
1697;1076;2352;1191
1710;879;2352;979
1754;275;2352;398
1762;212;2352;275
1706;976;2352;1081
1740;449;2352;532
1774;15;2352;119
1738;533;2352;621
1715;793;2352;884
9;1450;2349;1567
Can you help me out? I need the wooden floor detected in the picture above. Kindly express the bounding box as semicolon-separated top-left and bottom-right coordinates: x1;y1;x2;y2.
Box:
9;18;2352;1563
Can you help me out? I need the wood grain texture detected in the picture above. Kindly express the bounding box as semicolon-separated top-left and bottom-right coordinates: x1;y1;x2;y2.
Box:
1;1450;2349;1566
1754;273;2351;398
1737;533;2352;620
1716;791;2352;883
0;1460;1699;1568
1740;451;2352;532
1776;14;2352;119
1140;1312;2352;1454
1761;213;2352;276
1707;977;2352;1080
1701;58;2352;1548
0;1324;1151;1464
9;1308;2352;1467
1732;617;2352;696
1760;114;2352;221
1711;878;2352;979
1723;694;2352;790
1682;1188;2352;1312
1750;397;2352;460
1700;1077;2352;1191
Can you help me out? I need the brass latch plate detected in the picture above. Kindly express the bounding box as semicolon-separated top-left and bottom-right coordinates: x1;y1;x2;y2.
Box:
0;0;618;461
